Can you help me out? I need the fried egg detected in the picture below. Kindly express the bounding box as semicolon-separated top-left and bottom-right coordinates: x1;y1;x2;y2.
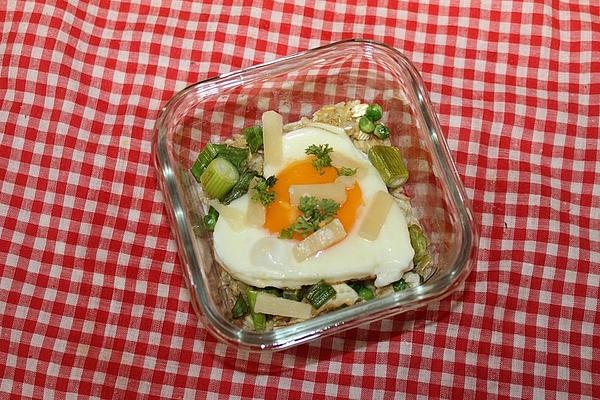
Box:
212;126;414;288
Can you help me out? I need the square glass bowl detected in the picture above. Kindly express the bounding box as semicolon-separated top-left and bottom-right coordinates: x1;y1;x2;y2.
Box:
153;39;478;351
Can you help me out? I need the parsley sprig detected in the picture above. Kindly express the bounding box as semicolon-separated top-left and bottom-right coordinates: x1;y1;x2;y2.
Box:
337;166;357;176
305;144;334;174
280;196;340;239
251;175;277;206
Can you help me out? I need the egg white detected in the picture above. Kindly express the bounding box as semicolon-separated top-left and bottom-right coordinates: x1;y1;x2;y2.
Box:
212;126;414;288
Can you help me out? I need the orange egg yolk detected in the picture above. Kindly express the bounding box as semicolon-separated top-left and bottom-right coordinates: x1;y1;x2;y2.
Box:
264;158;363;238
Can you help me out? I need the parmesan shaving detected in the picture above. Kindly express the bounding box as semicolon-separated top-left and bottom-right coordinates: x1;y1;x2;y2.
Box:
288;182;347;205
358;191;394;241
246;198;265;226
253;292;313;319
335;175;357;188
262;110;283;169
209;200;245;231
293;218;346;262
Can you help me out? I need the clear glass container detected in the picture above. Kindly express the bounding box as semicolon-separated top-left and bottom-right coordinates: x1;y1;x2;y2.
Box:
153;39;478;351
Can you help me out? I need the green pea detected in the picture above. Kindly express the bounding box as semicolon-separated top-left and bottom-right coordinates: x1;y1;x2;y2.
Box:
373;124;390;139
365;104;383;121
359;116;375;133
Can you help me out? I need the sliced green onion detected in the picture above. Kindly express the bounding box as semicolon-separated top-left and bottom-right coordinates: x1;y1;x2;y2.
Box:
373;124;390;140
262;287;282;297
392;279;409;292
246;288;266;331
359;116;375;134
215;145;249;172
349;282;374;301
282;288;306;302
191;143;221;182
243;125;263;153
191;162;204;183
368;145;409;188
191;144;248;183
200;157;239;199
203;206;219;231
304;280;336;309
221;169;257;205
365;104;383;121
231;294;248;319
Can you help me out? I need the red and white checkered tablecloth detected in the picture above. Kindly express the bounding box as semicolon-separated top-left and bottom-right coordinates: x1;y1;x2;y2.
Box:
1;1;598;398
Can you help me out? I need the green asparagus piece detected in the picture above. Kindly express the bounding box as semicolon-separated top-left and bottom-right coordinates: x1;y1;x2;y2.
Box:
231;294;249;319
367;145;409;188
414;253;433;278
221;169;257;205
408;224;428;262
246;288;266;331
203;206;219;231
304;281;336;309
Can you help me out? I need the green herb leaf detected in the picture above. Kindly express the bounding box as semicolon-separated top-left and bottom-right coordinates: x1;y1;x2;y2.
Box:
305;144;334;173
251;175;277;206
280;196;340;239
337;166;357;176
243;125;263;153
279;228;294;239
299;196;339;220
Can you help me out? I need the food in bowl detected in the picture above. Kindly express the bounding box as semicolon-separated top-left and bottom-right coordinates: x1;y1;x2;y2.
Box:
189;100;433;331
